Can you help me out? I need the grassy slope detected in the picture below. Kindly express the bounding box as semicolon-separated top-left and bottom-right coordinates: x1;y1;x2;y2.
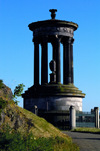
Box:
1;101;68;139
0;102;80;151
0;82;79;150
0;81;67;138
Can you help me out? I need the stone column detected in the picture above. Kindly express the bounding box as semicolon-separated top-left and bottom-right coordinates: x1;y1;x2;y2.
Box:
41;36;48;85
70;106;76;129
71;38;74;84
63;37;67;84
56;37;61;83
63;37;72;84
52;42;56;61
94;107;99;128
33;37;39;85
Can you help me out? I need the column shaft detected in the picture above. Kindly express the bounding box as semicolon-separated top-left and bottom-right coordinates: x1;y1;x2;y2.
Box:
71;39;74;84
56;38;61;83
34;39;39;85
41;37;48;85
63;37;71;84
63;41;66;84
52;43;56;61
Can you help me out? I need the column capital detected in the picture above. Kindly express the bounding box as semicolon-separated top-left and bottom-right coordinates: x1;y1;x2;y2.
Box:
71;38;75;45
41;35;48;45
68;37;72;43
62;36;72;44
33;37;40;43
55;35;62;42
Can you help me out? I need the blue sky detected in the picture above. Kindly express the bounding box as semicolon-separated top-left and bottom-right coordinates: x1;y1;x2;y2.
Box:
0;0;100;111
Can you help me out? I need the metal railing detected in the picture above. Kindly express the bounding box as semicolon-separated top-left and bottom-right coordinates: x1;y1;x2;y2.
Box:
76;111;95;127
38;110;70;130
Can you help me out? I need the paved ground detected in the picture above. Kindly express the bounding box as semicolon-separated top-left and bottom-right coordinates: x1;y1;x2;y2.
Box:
62;131;100;151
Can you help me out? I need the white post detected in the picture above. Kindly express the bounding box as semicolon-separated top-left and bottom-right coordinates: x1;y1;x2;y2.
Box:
94;107;99;128
70;106;76;129
34;105;38;116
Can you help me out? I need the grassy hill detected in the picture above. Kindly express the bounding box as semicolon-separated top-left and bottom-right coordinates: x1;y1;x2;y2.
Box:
0;81;79;151
0;101;68;138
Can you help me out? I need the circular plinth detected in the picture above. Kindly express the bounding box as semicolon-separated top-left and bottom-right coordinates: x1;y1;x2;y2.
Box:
22;83;85;98
22;83;85;111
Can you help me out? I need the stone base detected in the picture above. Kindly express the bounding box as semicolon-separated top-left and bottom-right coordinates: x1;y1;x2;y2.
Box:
22;83;85;113
24;96;82;112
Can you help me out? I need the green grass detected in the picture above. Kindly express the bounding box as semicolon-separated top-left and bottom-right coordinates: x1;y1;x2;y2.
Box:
71;127;100;134
0;124;79;151
0;98;79;151
0;81;79;151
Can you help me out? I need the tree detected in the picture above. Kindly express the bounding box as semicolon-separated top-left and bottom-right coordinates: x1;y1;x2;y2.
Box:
13;83;25;105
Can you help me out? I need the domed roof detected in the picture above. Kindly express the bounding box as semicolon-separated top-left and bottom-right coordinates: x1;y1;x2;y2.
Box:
28;9;78;31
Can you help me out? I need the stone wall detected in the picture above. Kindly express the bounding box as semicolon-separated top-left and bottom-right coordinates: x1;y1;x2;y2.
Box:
24;96;82;113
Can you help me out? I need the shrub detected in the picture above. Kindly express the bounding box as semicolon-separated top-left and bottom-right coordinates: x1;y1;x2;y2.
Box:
0;124;79;151
13;83;25;105
0;98;7;109
0;80;4;89
0;98;7;116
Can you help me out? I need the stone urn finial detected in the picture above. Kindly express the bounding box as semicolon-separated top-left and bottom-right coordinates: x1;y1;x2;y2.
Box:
49;9;57;19
49;60;56;83
49;60;56;72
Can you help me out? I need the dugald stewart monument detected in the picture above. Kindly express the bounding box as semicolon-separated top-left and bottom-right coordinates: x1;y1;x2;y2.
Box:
22;9;85;115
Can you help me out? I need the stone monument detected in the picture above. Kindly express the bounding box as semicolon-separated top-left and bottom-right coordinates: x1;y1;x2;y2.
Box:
22;9;85;113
